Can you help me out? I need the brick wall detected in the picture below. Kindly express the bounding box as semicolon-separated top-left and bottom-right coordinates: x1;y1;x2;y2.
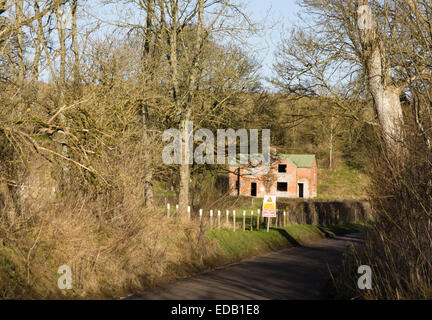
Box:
229;158;317;199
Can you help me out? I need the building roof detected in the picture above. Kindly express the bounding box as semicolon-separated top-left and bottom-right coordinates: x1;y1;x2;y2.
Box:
229;154;316;168
278;154;316;168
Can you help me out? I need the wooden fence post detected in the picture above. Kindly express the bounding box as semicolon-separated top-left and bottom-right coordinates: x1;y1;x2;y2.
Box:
257;210;260;231
243;210;246;231
233;210;236;232
250;210;254;231
226;210;229;226
283;211;286;227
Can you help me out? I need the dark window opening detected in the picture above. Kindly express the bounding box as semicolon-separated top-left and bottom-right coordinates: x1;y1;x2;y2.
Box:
277;182;288;192
251;183;257;197
278;164;287;173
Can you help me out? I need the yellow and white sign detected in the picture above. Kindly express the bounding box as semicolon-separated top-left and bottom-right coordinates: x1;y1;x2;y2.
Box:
262;195;276;217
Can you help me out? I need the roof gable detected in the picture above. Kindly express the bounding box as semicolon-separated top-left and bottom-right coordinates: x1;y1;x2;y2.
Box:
229;153;316;168
278;154;315;168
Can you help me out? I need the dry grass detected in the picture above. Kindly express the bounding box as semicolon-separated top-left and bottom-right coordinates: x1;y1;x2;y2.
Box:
0;96;220;299
0;193;220;299
329;127;432;300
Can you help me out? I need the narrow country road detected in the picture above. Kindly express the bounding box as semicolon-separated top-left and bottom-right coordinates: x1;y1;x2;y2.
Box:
127;233;363;300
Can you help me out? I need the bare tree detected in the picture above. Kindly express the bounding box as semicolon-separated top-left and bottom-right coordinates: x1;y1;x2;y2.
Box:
15;0;25;88
104;0;259;218
71;0;80;92
273;0;432;151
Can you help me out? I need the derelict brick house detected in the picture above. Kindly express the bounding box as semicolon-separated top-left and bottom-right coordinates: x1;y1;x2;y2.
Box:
228;154;317;199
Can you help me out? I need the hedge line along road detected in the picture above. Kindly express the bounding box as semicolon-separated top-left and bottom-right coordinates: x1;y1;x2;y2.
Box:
127;233;363;300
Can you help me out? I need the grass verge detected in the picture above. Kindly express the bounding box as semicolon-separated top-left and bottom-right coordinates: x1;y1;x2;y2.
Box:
207;221;370;263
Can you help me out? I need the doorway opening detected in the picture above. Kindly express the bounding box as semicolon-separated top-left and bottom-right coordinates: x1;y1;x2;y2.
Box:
298;183;304;198
251;182;257;197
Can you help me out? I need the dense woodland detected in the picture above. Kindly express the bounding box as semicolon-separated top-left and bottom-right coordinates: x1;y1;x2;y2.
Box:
0;0;431;299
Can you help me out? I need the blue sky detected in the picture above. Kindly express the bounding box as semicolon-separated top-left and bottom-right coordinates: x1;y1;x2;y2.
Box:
72;1;302;88
89;0;301;85
245;0;301;82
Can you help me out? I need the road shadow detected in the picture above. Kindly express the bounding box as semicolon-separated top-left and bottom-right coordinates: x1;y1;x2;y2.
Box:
271;227;301;247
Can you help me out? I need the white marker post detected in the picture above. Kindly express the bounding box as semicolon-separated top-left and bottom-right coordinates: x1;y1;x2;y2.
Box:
218;210;221;229
176;204;179;217
187;206;191;220
167;203;170;218
210;210;214;229
226;210;229;226
283;211;286;227
251;210;254;231
243;210;246;232
233;210;236;232
199;209;203;222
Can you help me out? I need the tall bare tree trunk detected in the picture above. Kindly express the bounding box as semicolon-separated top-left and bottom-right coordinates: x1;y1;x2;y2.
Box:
179;116;191;218
141;0;155;208
16;0;24;88
55;3;70;185
167;0;186;216
55;5;66;86
358;1;404;148
71;0;80;96
32;0;43;80
177;0;204;219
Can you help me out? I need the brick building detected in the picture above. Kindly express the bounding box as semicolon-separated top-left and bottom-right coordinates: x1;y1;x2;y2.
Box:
228;154;317;199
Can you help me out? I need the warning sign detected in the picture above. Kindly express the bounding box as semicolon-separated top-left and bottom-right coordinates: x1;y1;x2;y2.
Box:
262;195;276;217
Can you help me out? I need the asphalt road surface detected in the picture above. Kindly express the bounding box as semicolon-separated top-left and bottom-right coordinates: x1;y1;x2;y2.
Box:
127;233;363;300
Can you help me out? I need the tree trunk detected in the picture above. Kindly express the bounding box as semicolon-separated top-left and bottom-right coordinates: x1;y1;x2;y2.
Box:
178;114;192;219
55;4;66;86
178;0;204;219
358;1;404;148
32;0;43;80
370;85;403;144
142;104;154;208
55;4;70;185
16;0;24;88
71;0;80;96
142;0;155;209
